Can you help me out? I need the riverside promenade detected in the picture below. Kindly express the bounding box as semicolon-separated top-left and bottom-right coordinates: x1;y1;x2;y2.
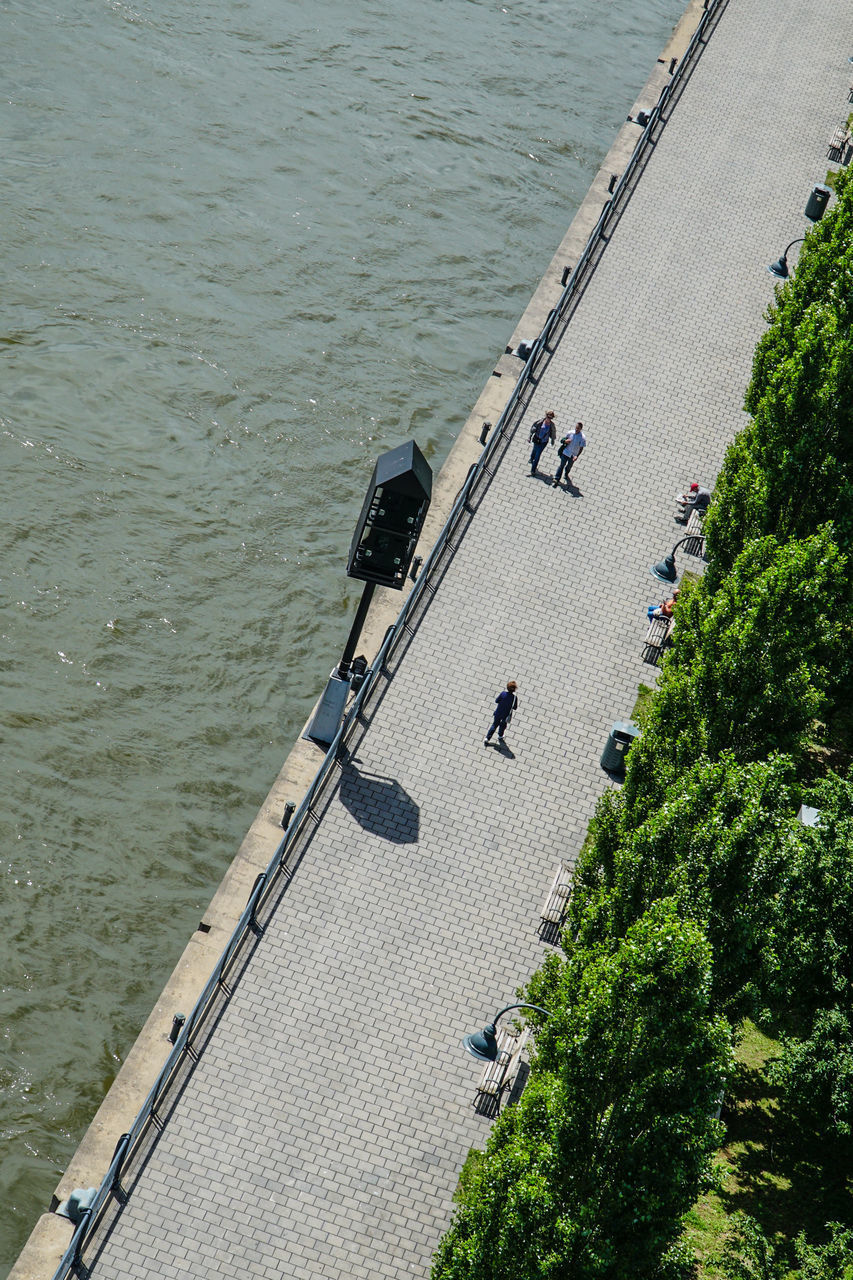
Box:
20;1;853;1277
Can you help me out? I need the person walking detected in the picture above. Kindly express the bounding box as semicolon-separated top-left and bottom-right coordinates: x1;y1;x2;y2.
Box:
484;680;518;745
552;422;586;486
528;411;556;475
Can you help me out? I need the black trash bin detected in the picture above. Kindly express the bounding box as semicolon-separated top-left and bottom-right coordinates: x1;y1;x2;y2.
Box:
805;183;831;222
600;721;641;775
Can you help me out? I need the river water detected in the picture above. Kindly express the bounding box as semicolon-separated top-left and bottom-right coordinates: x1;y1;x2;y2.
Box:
1;0;685;1268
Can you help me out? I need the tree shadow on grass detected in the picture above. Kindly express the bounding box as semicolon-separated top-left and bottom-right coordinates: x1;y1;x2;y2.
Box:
717;1057;853;1266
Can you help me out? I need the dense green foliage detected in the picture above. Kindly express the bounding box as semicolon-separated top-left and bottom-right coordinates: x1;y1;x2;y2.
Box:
704;165;853;576
433;905;730;1280
622;531;851;814
773;773;853;1017
766;775;853;1157
564;754;797;1021
792;1222;853;1280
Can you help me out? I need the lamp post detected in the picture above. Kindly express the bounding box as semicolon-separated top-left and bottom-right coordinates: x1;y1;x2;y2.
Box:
767;237;805;279
462;1003;551;1062
649;534;705;585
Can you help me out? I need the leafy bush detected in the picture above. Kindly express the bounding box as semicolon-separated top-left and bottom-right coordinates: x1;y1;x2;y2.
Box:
704;165;853;576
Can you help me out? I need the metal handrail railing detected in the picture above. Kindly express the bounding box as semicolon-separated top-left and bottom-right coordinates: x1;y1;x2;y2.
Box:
49;5;723;1274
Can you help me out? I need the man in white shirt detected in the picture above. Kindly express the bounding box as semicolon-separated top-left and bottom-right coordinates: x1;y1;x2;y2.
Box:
552;422;587;487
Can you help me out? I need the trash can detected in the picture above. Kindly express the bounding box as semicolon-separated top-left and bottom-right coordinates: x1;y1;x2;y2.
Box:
600;721;642;775
805;183;831;222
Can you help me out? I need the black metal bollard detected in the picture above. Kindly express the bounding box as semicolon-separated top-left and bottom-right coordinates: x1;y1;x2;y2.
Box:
281;801;295;831
169;1013;186;1045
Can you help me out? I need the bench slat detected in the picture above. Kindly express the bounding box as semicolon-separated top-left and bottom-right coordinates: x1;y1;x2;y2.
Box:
540;862;574;924
828;127;848;157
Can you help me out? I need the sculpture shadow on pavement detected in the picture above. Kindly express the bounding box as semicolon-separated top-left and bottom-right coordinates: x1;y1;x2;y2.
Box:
339;757;421;844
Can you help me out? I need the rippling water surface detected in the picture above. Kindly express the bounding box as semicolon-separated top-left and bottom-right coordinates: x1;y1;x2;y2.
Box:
2;0;684;1267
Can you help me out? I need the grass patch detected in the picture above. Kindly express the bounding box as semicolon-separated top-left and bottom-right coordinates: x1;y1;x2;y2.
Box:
686;1020;853;1276
685;1020;784;1276
454;1148;485;1203
631;683;657;727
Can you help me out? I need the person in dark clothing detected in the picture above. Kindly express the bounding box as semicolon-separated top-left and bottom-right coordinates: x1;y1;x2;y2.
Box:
528;411;556;474
484;680;518;744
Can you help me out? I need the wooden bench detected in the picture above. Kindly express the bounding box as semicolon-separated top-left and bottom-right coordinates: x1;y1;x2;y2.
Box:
473;1025;529;1116
682;506;705;557
539;861;574;942
642;612;672;664
828;126;848;160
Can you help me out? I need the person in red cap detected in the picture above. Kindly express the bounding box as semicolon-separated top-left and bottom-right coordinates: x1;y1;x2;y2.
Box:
677;481;711;517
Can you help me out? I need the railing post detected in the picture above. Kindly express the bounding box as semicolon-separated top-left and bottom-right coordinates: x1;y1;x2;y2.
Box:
70;1211;93;1280
110;1133;131;1206
247;872;267;936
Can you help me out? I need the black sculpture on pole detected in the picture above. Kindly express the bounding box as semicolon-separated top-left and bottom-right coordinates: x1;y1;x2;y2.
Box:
306;440;432;744
346;440;432;589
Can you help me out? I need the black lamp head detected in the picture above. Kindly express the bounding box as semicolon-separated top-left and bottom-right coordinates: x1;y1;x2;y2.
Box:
462;1022;498;1062
767;255;789;279
650;554;678;584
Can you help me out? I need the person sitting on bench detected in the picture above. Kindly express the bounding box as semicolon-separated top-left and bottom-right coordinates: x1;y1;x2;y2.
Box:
677;482;711;515
650;588;679;619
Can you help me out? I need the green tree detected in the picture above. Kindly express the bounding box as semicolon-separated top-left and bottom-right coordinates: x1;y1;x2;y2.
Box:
773;772;853;1017
748;164;853;419
713;1213;783;1280
564;754;796;1021
769;1008;853;1152
714;1215;853;1280
705;307;853;577
623;531;850;815
703;165;853;576
432;903;731;1280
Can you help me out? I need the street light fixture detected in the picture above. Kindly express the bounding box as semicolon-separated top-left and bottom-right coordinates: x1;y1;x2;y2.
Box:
768;237;805;279
462;1003;551;1062
649;534;705;585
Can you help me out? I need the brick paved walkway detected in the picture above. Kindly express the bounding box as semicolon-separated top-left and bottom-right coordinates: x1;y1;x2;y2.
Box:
85;3;853;1277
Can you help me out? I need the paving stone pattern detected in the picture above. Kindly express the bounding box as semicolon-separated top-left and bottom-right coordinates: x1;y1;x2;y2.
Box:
89;3;853;1277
